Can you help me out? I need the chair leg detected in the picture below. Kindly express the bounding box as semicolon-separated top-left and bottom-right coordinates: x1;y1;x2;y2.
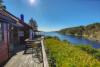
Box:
24;45;27;54
32;48;34;54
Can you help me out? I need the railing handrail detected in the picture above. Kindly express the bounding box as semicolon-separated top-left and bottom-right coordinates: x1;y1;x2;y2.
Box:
41;37;49;67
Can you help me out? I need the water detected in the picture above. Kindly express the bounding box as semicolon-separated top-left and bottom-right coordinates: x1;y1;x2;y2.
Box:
42;32;100;48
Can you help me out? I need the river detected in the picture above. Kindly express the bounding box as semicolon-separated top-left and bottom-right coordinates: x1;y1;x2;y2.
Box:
42;32;100;48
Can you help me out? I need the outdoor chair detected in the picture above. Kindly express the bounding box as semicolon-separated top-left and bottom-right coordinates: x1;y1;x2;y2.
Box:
24;41;33;54
24;38;43;63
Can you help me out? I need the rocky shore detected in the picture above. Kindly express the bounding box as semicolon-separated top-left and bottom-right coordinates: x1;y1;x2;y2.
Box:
86;33;100;43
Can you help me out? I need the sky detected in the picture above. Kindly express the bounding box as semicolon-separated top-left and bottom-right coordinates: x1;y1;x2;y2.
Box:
3;0;100;31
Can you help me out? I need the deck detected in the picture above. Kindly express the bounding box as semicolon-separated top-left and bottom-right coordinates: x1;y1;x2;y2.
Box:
4;49;43;67
4;38;49;67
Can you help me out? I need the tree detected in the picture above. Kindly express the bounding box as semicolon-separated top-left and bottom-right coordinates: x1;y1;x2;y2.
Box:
0;0;3;3
29;18;38;31
0;0;6;9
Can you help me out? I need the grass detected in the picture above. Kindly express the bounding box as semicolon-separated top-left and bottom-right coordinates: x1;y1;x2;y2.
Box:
44;37;100;67
76;45;100;61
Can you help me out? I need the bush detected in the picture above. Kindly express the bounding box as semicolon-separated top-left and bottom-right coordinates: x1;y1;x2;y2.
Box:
45;36;60;40
95;53;100;60
76;45;98;54
44;36;53;39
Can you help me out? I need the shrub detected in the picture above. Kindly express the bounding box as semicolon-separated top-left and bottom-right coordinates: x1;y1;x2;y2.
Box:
95;52;100;60
45;36;60;40
76;45;98;54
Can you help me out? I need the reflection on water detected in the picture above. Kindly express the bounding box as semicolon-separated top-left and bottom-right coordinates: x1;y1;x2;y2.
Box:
42;32;100;48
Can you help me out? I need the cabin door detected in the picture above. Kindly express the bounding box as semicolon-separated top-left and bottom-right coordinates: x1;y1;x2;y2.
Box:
9;26;19;56
18;31;24;45
9;25;14;56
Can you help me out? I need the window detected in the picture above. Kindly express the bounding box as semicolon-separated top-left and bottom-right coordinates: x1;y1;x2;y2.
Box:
0;22;4;42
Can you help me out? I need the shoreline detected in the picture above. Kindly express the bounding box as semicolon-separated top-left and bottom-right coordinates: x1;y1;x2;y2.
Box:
60;32;100;43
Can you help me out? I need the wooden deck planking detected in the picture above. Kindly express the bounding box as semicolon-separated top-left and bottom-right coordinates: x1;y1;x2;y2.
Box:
4;37;49;67
4;50;43;67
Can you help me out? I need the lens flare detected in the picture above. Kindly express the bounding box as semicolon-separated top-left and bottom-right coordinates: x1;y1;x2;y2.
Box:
29;0;35;4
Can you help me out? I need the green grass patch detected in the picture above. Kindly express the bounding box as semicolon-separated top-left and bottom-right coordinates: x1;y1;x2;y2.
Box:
44;37;100;67
76;45;100;61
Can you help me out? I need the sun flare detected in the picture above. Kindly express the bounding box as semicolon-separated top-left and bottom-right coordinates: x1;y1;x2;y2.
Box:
29;0;35;4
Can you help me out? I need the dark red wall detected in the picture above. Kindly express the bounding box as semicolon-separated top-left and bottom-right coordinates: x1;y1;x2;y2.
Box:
0;23;9;64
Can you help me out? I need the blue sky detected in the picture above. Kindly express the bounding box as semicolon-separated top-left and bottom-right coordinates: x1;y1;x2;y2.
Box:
3;0;100;31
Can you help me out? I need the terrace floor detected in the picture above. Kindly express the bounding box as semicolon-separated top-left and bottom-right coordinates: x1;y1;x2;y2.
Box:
4;48;43;67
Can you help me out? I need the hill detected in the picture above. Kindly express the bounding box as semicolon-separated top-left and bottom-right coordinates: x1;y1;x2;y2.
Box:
59;23;100;42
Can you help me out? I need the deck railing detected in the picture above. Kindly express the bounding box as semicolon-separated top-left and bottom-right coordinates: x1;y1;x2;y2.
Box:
41;37;49;67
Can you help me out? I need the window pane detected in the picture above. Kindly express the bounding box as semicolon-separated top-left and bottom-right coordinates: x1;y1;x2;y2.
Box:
0;34;2;41
0;23;1;28
0;23;3;42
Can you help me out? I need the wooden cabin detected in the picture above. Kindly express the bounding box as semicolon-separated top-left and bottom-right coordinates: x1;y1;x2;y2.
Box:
0;9;32;65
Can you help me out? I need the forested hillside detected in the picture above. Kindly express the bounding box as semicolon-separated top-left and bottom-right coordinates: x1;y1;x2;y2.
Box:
59;23;100;41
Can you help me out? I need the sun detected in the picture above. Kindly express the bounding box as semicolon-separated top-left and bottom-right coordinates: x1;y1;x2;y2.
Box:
29;0;35;4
